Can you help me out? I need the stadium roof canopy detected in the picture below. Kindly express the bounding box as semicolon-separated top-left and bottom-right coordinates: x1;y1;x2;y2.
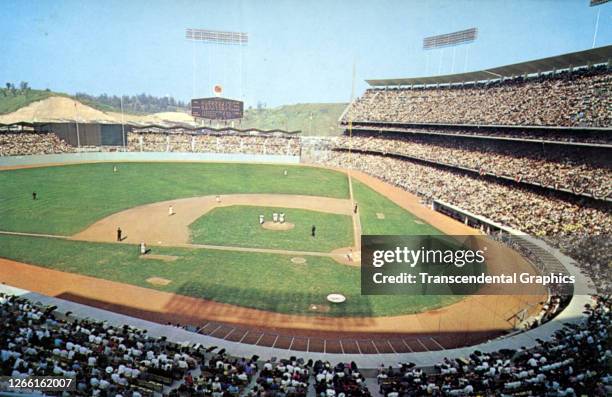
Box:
366;45;612;87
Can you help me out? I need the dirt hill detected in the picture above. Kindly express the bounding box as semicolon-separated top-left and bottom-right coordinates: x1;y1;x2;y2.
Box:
0;96;194;125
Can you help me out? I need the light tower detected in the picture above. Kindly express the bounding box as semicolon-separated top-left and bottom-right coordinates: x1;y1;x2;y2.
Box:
186;28;249;101
423;27;478;74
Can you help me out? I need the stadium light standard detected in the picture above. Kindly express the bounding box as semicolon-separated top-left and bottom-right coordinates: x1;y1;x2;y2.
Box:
348;59;357;170
185;28;248;99
423;28;478;74
590;0;610;48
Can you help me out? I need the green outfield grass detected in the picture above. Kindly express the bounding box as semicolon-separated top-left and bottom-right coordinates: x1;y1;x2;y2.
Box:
0;234;462;317
352;179;442;235
0;162;349;235
189;205;354;252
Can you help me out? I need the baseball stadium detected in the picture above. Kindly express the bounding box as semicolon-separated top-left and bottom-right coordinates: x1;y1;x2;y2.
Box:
0;1;610;396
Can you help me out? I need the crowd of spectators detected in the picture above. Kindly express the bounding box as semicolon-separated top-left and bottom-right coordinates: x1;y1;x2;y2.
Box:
332;134;611;198
0;132;74;156
0;292;372;397
128;132;300;156
377;295;611;396
171;351;256;396
0;289;274;396
0;292;369;397
249;357;310;396
0;292;201;396
1;290;609;396
312;361;371;397
545;235;612;296
322;150;611;294
344;67;611;127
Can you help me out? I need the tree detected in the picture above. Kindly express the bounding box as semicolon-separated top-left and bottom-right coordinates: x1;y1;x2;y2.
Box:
19;81;30;96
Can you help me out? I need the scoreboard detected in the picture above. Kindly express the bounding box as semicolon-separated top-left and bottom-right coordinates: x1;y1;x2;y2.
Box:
191;97;244;120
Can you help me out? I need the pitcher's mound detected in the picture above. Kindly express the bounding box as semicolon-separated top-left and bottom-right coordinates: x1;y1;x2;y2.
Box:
262;222;295;231
146;277;172;286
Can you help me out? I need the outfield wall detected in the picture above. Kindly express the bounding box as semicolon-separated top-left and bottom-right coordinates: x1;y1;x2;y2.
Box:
0;152;300;167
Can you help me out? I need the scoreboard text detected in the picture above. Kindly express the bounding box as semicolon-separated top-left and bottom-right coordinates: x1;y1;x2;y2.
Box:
191;97;244;120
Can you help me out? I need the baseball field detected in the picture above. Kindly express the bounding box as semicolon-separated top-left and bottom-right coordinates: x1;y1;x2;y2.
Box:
0;161;470;317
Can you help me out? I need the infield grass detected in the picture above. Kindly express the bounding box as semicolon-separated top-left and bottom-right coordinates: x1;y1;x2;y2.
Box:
189;205;354;252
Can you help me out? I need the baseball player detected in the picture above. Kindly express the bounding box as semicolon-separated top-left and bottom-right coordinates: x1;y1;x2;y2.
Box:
140;241;147;255
168;205;174;216
32;192;37;200
117;227;122;242
311;225;316;237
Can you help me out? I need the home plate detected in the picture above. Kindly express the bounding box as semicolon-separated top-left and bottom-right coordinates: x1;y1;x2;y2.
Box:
326;293;346;303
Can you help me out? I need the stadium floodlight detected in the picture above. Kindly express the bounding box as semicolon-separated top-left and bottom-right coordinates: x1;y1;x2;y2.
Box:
423;28;478;50
590;0;609;47
186;28;248;45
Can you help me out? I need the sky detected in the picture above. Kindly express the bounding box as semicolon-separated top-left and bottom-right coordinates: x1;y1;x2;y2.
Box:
0;0;610;107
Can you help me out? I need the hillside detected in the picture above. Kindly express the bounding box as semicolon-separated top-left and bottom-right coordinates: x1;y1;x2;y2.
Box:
0;89;182;116
0;89;68;114
0;96;194;125
242;103;346;136
0;90;347;135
